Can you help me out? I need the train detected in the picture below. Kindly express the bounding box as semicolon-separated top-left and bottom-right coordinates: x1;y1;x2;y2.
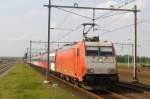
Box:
27;37;119;89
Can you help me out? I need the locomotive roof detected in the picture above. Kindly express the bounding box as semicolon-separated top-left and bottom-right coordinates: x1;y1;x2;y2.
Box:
56;40;113;52
85;41;112;47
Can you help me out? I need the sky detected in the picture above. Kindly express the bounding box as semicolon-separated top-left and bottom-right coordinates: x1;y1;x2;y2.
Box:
0;0;149;57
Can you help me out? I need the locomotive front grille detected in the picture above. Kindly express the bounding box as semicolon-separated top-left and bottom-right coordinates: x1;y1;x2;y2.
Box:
83;74;119;85
86;68;116;74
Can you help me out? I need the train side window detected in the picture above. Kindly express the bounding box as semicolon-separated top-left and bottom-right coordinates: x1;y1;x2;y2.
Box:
77;48;80;56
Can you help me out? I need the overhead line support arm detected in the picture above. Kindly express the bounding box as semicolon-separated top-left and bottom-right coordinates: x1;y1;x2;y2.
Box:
44;5;140;12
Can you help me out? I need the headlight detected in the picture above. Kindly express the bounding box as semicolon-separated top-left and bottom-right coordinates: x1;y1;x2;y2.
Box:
107;69;115;73
87;69;94;73
98;58;102;62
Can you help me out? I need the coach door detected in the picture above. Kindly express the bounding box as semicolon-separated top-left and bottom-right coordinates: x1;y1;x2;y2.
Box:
74;48;79;77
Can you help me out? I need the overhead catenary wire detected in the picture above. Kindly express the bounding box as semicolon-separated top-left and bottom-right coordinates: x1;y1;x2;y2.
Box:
95;11;129;20
55;24;82;42
54;7;131;34
52;0;136;32
49;2;83;42
95;0;135;20
55;7;93;20
52;2;133;43
95;0;135;31
55;5;133;22
52;0;137;39
52;12;134;43
99;17;150;36
50;0;139;47
52;1;91;44
116;0;135;8
56;0;85;27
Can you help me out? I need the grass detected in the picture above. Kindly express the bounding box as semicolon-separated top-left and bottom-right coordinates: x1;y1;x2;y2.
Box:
117;63;132;69
0;64;82;99
118;63;142;69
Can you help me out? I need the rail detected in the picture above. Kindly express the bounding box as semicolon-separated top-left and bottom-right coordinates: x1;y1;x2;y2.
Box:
118;81;150;95
50;75;103;99
0;62;15;75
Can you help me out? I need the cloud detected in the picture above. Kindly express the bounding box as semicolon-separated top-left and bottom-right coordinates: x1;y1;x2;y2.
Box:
0;35;28;41
0;0;148;57
136;0;145;10
27;7;47;17
96;0;118;8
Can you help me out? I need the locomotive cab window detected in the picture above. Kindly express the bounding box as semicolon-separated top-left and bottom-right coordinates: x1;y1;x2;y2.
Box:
86;46;113;56
86;47;99;56
100;47;113;56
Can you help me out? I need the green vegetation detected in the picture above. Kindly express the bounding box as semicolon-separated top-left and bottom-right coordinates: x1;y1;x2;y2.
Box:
117;63;144;69
0;64;82;99
117;55;150;64
117;55;150;69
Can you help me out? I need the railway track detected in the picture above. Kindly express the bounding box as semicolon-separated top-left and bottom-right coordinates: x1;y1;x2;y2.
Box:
30;65;102;99
118;81;150;96
49;74;138;99
50;75;150;99
119;81;150;91
31;65;150;99
50;74;103;99
92;81;150;99
92;89;130;99
0;62;15;75
99;81;150;99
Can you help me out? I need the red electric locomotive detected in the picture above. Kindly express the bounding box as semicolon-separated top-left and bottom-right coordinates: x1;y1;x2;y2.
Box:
55;38;118;89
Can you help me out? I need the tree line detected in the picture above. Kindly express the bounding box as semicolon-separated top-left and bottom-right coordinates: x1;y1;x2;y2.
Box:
117;55;150;63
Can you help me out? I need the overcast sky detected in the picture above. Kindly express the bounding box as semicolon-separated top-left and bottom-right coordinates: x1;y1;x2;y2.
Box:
0;0;149;57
